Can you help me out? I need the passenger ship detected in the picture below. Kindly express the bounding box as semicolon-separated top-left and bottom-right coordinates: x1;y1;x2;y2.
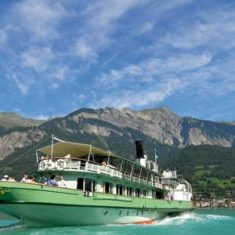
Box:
0;137;192;226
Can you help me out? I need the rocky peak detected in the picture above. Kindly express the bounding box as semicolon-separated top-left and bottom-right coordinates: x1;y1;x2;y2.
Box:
65;106;235;148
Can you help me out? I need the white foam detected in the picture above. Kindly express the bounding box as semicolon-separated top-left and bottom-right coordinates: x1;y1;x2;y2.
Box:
155;212;203;226
206;214;233;221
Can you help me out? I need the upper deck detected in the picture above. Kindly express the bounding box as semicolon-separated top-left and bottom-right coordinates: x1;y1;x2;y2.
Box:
37;158;163;189
35;137;192;201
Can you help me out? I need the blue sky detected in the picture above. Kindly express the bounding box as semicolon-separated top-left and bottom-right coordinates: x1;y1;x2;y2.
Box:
0;0;235;121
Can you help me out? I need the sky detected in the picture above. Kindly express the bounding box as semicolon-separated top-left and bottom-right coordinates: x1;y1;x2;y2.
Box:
0;0;235;121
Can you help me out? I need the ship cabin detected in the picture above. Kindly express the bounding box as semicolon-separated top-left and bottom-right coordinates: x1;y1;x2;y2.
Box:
36;138;192;201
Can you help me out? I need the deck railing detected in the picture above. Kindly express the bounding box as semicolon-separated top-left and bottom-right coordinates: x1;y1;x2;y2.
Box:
85;162;123;178
38;159;163;189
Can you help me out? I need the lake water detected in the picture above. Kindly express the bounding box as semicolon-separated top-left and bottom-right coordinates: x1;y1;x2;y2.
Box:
0;209;235;235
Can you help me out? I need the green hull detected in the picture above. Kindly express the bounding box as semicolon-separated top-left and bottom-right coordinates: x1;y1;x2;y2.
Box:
0;182;192;226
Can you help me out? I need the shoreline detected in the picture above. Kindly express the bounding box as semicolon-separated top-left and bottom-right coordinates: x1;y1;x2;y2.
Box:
194;199;235;208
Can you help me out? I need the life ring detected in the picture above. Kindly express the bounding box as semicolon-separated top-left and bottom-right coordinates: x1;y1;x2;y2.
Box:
39;160;47;170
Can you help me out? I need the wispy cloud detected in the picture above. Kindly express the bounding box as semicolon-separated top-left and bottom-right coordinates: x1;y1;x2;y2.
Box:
9;74;34;95
48;65;72;82
137;22;154;34
73;0;147;60
187;54;235;97
96;78;183;108
97;52;212;89
161;7;235;50
21;47;54;72
0;0;74;94
92;52;213;108
13;0;68;40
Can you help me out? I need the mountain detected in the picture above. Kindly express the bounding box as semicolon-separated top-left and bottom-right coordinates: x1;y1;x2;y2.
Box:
0;112;45;135
2;106;235;162
0;107;235;199
65;107;235;147
1;107;235;161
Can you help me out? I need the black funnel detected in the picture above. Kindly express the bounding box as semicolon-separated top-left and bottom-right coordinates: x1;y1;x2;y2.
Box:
135;140;144;159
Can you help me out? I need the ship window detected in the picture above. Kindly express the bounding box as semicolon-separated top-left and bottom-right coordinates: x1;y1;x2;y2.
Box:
104;182;113;194
116;184;123;195
77;178;84;190
156;190;163;199
135;188;140;197
93;180;97;192
152;190;157;199
85;178;97;192
143;190;147;198
127;187;133;196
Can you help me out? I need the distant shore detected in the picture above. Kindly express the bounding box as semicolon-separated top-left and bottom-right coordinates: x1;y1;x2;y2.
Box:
194;199;235;208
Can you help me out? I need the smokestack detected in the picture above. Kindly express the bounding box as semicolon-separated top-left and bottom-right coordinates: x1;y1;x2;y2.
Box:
135;140;144;159
135;140;147;167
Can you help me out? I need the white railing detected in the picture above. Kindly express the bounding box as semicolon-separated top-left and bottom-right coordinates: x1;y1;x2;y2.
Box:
85;162;123;178
38;160;163;189
38;160;123;178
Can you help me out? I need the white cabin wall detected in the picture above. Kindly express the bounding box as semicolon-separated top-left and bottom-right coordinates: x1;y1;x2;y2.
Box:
96;179;102;193
64;175;77;189
113;183;117;195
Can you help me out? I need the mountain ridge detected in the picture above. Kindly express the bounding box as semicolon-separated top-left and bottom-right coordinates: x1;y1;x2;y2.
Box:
1;107;235;162
0;112;46;131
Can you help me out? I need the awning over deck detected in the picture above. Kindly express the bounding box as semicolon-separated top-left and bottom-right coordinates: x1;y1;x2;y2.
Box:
36;137;160;177
37;141;113;159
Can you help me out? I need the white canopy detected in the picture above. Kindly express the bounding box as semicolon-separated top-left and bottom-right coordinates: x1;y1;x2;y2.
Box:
38;141;113;159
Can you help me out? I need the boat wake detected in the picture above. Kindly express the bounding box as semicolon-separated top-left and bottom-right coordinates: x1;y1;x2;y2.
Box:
154;211;233;227
155;212;202;226
205;214;233;221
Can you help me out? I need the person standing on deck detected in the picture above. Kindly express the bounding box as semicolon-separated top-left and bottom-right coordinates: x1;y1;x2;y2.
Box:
58;175;67;188
21;174;28;182
1;175;9;181
46;175;58;187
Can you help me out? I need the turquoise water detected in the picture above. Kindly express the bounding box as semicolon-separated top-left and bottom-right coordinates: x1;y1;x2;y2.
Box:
0;209;235;235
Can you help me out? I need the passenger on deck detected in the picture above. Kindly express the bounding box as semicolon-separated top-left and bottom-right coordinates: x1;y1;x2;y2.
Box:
25;176;36;184
1;175;9;181
21;174;28;182
46;175;58;187
58;175;67;188
41;156;49;161
8;177;16;182
107;163;116;169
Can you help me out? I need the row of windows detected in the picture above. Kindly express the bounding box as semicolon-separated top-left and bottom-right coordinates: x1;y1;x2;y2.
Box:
77;178;163;199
